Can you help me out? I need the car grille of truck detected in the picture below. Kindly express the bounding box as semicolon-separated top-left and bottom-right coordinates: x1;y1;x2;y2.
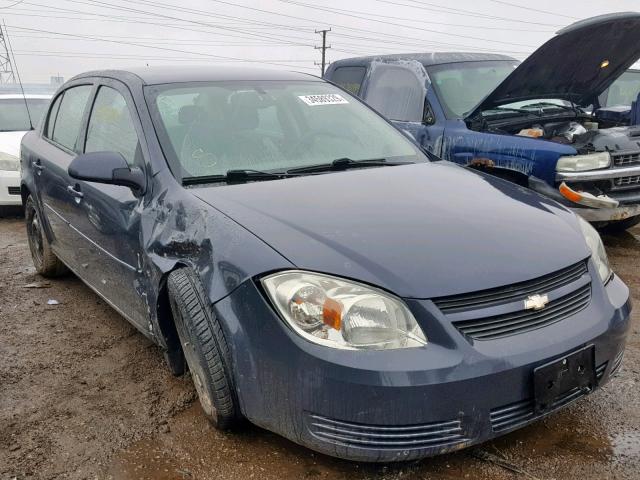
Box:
7;186;20;196
490;362;607;433
611;151;640;167
307;414;468;450
612;174;640;189
433;261;588;314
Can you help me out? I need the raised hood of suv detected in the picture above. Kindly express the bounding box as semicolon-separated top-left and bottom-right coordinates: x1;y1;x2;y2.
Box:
466;12;640;119
193;163;589;299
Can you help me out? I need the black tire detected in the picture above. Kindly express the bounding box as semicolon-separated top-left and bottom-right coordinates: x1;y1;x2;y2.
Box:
599;215;640;234
24;195;68;277
167;268;240;430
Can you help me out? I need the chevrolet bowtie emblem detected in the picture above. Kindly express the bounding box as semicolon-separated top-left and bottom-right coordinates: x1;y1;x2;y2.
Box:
524;294;549;311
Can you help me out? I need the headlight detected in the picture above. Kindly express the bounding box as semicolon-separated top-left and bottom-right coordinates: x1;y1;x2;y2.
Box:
262;271;427;350
0;152;19;172
578;217;612;283
556;152;610;172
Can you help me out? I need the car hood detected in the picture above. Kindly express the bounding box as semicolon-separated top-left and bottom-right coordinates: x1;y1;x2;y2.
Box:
0;130;28;157
193;163;590;299
466;12;640;119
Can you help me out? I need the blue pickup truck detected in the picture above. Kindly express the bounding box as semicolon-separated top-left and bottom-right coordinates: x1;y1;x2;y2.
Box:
325;12;640;231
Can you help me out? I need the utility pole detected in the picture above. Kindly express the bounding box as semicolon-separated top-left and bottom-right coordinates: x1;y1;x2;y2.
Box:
0;22;15;84
314;28;331;77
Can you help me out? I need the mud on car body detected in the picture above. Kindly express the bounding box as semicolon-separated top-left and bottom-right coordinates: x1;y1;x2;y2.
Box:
325;12;640;231
20;66;631;462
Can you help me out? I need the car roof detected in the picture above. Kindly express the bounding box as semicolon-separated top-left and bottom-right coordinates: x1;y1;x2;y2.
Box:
329;52;517;68
69;66;322;86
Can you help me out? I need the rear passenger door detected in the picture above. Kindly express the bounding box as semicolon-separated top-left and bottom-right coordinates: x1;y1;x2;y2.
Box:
37;83;94;271
64;79;149;328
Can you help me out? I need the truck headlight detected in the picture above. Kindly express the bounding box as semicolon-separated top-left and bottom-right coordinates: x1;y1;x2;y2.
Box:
556;152;610;172
262;271;427;350
0;152;19;172
578;217;612;283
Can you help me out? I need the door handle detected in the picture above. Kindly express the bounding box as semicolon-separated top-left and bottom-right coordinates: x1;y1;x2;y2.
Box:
32;159;44;174
66;185;84;200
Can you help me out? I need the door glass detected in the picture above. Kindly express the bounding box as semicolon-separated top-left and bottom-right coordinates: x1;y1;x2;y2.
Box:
52;85;92;151
364;63;426;122
85;86;140;166
330;67;367;96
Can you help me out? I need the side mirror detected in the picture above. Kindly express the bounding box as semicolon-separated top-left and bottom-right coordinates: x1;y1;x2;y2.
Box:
68;151;146;194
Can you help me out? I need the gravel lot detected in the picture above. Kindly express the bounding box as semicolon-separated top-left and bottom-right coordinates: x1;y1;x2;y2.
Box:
1;215;639;480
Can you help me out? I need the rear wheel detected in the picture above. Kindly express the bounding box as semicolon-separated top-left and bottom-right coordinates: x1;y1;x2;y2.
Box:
167;268;240;430
25;195;68;277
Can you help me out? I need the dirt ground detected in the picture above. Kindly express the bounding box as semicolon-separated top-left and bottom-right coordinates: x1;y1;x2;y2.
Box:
1;214;639;480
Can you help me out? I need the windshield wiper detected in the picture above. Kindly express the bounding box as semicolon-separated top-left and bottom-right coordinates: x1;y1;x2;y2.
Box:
182;169;297;186
520;102;580;114
286;157;413;175
489;107;543;117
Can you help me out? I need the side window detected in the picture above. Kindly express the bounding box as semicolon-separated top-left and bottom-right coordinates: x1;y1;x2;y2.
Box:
51;85;92;151
45;94;63;139
364;63;426;122
85;86;140;167
330;66;367;97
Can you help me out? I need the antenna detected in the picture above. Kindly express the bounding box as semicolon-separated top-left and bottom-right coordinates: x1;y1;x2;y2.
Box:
2;20;33;130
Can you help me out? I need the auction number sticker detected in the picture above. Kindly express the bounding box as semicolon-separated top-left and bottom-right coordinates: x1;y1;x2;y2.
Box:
298;94;349;106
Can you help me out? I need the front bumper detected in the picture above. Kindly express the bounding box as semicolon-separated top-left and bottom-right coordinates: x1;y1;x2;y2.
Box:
214;271;631;462
0;170;21;206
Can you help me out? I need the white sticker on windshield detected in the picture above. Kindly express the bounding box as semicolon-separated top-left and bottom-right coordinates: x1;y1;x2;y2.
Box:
298;94;349;106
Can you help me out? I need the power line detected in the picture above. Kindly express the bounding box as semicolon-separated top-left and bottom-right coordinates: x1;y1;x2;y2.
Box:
371;0;564;26
274;0;534;47
484;0;578;20
7;25;319;70
0;0;26;8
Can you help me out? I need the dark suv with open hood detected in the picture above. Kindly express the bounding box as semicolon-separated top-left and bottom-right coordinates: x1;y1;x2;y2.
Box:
325;12;640;231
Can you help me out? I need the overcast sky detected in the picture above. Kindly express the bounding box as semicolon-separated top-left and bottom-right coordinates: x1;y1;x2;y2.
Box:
0;0;638;83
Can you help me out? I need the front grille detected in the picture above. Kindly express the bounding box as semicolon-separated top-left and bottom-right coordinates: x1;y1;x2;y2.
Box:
613;175;640;189
307;414;468;450
7;186;20;196
453;283;591;341
433;261;587;314
612;151;640;167
491;362;605;433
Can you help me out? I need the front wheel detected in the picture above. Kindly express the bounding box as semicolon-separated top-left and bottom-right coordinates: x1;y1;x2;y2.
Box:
25;195;68;277
167;268;241;430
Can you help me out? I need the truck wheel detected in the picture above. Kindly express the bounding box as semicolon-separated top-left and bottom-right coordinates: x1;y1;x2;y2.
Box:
601;215;640;234
25;195;68;277
167;268;240;430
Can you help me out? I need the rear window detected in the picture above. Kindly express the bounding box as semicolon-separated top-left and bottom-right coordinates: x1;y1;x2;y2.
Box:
329;66;367;96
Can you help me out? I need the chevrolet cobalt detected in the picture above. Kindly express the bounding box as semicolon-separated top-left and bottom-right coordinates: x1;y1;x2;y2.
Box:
20;67;631;461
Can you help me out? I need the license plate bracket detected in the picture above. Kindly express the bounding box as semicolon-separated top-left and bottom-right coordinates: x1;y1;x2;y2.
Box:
533;345;596;414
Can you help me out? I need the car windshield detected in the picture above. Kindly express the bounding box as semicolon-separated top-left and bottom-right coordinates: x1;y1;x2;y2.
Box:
427;60;519;118
146;80;424;180
0;98;50;132
602;70;640;107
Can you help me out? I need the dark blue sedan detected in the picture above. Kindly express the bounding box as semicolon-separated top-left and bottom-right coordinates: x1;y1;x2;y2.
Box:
20;67;631;462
